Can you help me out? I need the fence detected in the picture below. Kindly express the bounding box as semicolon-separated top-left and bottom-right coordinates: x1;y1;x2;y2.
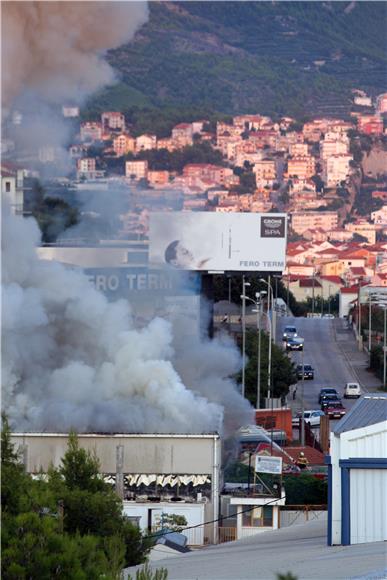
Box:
279;505;327;528
218;527;237;544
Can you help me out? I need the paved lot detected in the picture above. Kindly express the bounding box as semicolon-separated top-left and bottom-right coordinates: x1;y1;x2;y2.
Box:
126;519;387;580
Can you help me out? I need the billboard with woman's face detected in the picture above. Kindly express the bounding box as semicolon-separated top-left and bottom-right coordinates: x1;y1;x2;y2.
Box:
149;212;287;272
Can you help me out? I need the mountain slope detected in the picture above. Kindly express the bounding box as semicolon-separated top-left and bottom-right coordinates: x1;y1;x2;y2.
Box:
86;1;387;123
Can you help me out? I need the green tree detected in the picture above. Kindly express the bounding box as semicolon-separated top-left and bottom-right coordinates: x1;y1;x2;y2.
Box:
243;330;297;406
59;432;105;493
1;423;152;577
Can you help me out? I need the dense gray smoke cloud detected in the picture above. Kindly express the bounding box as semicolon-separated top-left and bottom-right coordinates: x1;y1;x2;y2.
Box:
2;1;149;106
2;210;253;435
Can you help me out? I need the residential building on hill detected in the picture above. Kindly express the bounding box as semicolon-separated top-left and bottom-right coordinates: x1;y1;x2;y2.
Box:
345;222;376;245
136;134;157;152
286;156;315;180
113;134;135;157
125;160;148;180
322;154;352;187
80;122;103;142
291;211;338;235
101;112;125;132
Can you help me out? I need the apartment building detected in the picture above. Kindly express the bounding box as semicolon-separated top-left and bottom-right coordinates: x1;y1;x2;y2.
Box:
376;93;387;114
253;160;277;186
80;122;103;142
1;165;24;214
371;206;387;225
125;160;149;180
183;164;234;185
136;134;157;152
101;112;125;132
287;156;315;179
291;211;338;235
320;140;349;160
289;143;309;157
357;114;384;135
157;138;176;152
345;221;376;244
322;154;352;187
62;106;79;118
113;134;135;157
77;157;96;174
147;170;170;187
171;123;193;146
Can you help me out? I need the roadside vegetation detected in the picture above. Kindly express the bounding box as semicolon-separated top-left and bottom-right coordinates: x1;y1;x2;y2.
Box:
1;419;152;579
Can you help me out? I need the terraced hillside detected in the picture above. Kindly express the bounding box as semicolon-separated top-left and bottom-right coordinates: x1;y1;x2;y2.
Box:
85;1;386;129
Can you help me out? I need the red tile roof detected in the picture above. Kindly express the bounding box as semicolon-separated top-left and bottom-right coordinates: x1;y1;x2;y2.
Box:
348;267;367;276
319;275;344;284
299;278;322;288
257;445;325;466
341;285;362;294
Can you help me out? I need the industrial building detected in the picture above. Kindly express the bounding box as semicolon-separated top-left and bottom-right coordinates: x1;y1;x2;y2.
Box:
11;433;221;545
327;395;387;546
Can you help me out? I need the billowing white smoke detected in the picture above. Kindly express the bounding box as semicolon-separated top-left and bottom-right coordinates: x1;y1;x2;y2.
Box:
2;1;149;106
2;1;148;163
2;210;253;435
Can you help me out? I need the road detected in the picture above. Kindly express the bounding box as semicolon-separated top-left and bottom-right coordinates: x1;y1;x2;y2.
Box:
276;316;362;420
125;519;387;580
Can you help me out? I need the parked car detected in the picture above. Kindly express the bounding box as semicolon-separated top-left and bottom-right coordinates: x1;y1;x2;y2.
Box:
321;394;342;410
282;326;297;340
296;364;314;380
324;401;346;419
318;388;338;404
286;337;304;351
323;313;335;319
344;382;361;399
292;410;325;427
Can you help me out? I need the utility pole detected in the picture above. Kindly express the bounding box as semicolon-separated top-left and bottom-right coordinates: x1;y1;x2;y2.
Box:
241;276;250;398
300;347;305;447
312;267;315;316
287;276;290;315
257;298;262;409
267;312;272;402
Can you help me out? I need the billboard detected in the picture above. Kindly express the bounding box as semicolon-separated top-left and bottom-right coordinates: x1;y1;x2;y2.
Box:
255;455;283;475
149;212;287;272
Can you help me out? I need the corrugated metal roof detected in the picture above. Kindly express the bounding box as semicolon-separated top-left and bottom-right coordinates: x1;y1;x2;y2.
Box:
333;395;387;434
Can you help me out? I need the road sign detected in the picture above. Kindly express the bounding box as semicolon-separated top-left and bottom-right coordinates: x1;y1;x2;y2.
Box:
255;455;282;474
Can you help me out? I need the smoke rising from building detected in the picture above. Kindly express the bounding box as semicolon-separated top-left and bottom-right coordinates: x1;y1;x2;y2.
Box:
2;1;149;106
2;209;253;435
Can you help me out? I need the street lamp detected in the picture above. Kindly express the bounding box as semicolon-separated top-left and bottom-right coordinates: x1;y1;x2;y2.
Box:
260;278;274;400
242;291;268;409
328;285;332;316
241;276;251;398
300;344;306;447
378;303;387;389
260;277;275;336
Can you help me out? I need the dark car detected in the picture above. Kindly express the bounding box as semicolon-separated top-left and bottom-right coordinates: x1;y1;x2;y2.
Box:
283;326;297;341
318;388;338;404
286;337;304;351
321;394;341;410
324;401;346;419
297;364;314;380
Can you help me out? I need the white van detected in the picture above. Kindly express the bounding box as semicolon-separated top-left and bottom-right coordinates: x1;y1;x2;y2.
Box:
344;382;361;399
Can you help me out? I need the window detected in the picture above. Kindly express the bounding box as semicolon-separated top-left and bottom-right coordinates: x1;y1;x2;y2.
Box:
5;181;11;193
242;506;273;527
